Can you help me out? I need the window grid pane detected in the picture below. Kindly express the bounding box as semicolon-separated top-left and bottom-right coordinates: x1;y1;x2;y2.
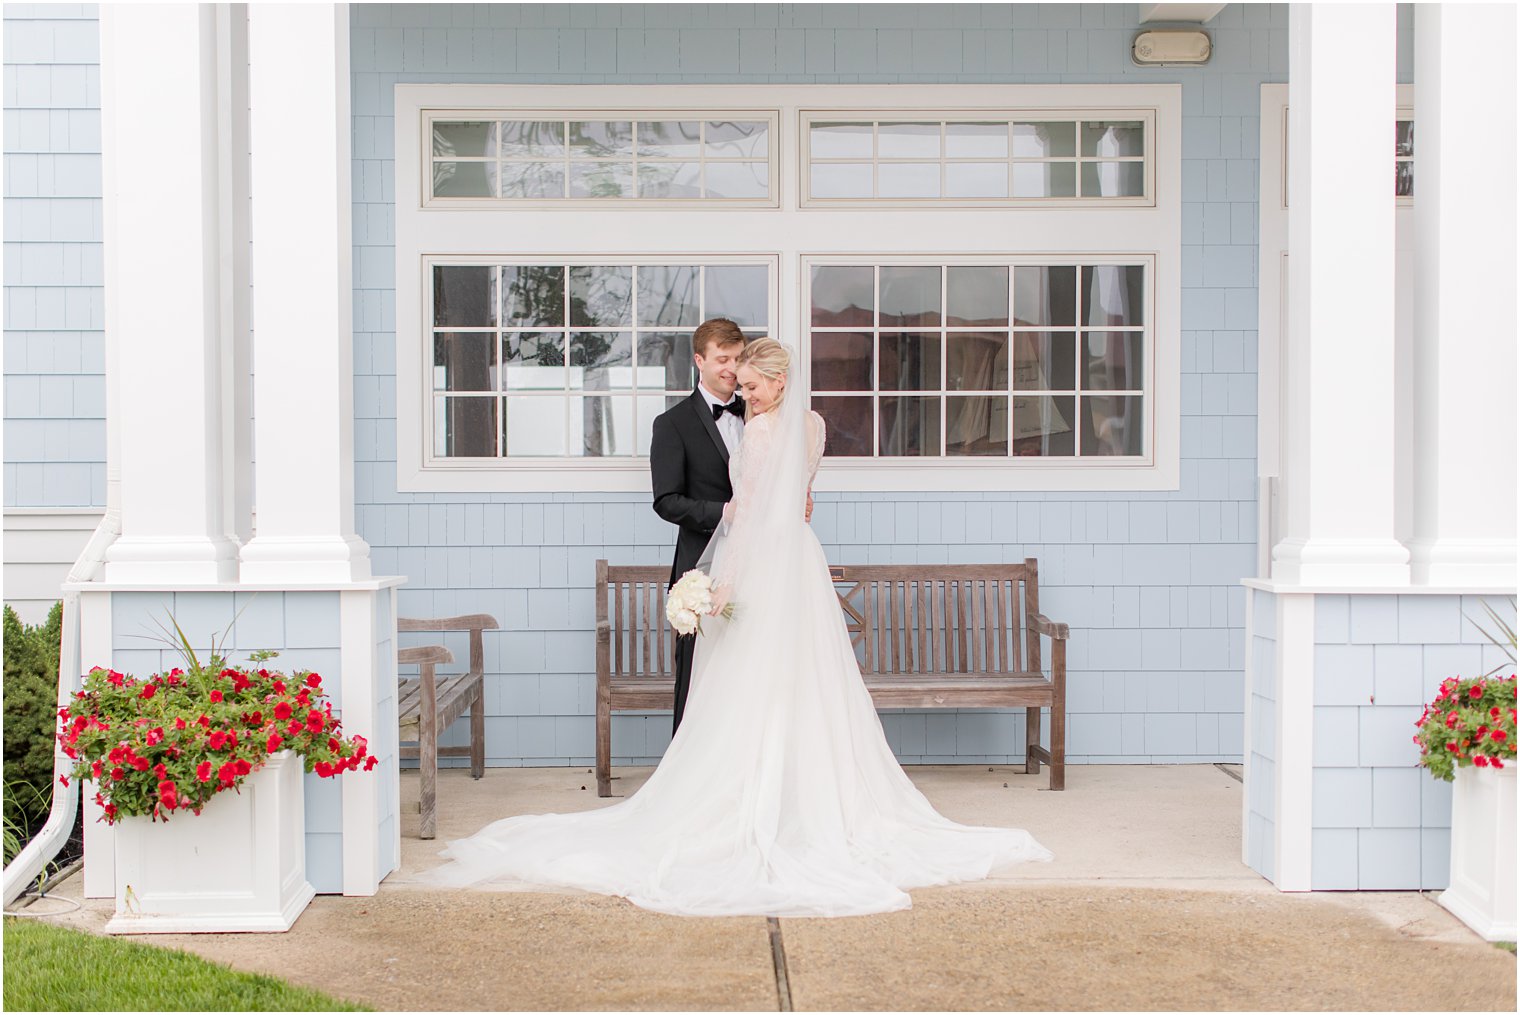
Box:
430;117;773;201
432;262;770;458
810;261;1147;460
807;116;1149;202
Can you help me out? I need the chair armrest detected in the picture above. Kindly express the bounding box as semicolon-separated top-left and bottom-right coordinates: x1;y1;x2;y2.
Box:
1028;612;1070;640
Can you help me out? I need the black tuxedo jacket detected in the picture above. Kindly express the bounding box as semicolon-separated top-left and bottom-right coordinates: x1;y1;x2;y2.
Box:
651;390;735;587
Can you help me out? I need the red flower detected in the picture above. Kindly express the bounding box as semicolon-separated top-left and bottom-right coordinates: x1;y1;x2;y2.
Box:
145;727;164;746
295;690;311;707
91;760;103;779
1469;685;1484;699
209;689;223;703
272;680;286;694
1446;742;1459;753
58;774;70;787
1494;758;1506;769
314;762;334;778
307;709;324;731
208;731;228;751
287;719;304;735
1492;730;1508;743
306;673;322;688
103;803;117;820
1474;755;1490;767
363;756;378;771
196;761;212;782
139;684;157;700
267;733;284;754
274;702;293;721
232;672;251;692
157;780;178;810
110;766;125;781
247;711;263;727
152;762;167;779
131;756;150;772
173;717;187;730
234;758;251;775
1491;707;1503;720
217;761;239;785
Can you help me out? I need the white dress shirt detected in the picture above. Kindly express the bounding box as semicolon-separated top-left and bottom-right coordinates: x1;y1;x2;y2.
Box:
698;383;744;457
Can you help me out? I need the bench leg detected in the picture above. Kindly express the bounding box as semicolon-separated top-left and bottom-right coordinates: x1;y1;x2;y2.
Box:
1050;698;1066;792
420;664;438;840
596;686;612;798
1025;705;1042;779
469;684;485;780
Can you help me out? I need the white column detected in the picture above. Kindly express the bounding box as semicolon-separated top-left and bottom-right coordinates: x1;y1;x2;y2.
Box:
100;5;239;584
1408;4;1519;587
1273;3;1410;587
240;3;370;583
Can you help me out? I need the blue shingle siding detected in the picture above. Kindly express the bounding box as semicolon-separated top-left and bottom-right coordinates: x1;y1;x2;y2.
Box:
1309;593;1506;890
354;2;1289;767
3;3;105;508
11;5;1421;769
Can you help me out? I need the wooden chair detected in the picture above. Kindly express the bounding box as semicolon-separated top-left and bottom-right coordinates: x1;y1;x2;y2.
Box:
593;559;1068;796
396;613;498;839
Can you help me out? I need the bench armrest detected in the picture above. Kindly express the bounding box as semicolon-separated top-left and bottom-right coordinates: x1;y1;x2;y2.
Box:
398;613;500;634
1028;612;1070;640
398;645;453;666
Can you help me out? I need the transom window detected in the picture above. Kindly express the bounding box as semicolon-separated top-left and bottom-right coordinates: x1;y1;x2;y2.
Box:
428;114;775;203
804;113;1152;204
429;261;771;458
809;261;1148;459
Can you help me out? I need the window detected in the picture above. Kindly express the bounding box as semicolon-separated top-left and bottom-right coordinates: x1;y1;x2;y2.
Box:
396;84;1181;493
804;112;1153;205
430;260;771;459
426;113;777;205
1395;116;1413;199
809;260;1149;459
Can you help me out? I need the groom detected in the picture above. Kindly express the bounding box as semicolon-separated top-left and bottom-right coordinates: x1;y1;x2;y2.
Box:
650;318;749;735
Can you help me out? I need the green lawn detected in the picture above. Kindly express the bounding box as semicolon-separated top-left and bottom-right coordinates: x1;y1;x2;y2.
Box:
3;918;368;1012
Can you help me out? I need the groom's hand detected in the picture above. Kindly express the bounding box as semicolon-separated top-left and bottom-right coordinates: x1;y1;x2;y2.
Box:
805;490;814;522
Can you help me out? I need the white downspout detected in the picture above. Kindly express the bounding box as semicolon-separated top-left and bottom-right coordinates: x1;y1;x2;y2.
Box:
2;511;119;907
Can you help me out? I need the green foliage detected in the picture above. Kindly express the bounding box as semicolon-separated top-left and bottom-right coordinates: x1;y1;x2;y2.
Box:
2;918;370;1012
1415;674;1518;782
3;603;64;828
1468;595;1518;677
3;781;52;867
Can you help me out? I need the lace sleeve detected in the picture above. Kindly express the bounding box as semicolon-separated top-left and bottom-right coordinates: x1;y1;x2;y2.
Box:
807;411;826;479
712;413;773;589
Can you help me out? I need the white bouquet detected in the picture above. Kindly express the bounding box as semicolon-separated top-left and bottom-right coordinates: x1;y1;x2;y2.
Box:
665;568;735;636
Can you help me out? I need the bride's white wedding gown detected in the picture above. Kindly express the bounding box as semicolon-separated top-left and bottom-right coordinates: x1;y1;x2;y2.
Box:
426;387;1051;917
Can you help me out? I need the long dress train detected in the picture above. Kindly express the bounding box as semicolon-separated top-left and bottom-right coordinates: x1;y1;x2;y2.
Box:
423;382;1052;917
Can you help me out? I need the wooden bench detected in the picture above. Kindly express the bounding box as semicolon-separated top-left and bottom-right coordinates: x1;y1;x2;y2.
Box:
397;613;499;839
594;559;1068;796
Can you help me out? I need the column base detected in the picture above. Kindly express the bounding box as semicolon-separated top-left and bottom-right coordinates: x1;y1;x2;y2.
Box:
1408;538;1518;588
1270;537;1411;587
103;536;240;584
239;534;372;583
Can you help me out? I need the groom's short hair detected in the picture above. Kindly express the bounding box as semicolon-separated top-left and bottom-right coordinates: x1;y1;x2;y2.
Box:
693;318;746;358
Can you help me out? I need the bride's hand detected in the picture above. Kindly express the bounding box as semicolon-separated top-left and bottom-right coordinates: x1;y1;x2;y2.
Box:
805;490;814;522
722;500;735;525
708;585;730;617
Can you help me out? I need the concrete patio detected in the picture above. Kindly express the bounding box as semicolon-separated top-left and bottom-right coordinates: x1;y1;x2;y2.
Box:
27;764;1517;1011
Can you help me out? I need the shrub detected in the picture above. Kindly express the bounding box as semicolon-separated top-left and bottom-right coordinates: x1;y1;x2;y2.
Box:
3;603;63;829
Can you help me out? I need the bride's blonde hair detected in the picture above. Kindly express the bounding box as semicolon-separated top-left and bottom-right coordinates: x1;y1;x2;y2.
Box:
737;338;790;419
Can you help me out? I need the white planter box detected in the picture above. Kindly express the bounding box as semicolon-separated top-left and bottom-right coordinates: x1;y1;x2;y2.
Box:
1440;764;1517;942
105;750;315;934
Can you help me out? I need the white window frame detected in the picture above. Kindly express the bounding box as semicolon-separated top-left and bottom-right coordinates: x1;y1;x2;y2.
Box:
396;83;1182;493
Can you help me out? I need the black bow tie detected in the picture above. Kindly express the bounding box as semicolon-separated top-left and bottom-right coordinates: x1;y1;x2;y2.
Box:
712;398;745;421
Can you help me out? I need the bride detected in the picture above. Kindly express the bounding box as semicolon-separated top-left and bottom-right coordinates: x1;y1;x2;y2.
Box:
425;339;1052;917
